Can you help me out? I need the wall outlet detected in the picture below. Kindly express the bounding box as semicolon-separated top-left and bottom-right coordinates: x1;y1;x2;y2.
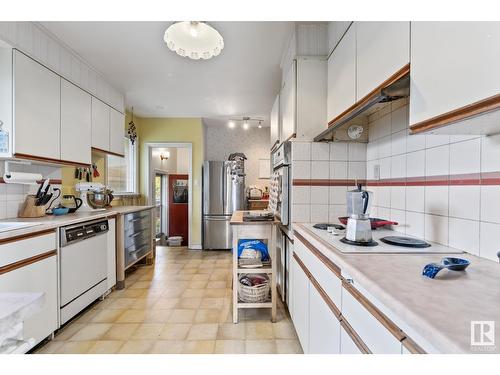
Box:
373;164;380;180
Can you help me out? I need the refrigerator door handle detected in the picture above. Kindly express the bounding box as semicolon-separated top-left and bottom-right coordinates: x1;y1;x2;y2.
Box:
205;216;230;221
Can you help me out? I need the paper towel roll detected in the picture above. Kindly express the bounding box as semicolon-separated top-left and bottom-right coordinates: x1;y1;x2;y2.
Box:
3;172;43;185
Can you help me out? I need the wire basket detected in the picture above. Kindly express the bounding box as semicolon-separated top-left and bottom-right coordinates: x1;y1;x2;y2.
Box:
238;274;270;303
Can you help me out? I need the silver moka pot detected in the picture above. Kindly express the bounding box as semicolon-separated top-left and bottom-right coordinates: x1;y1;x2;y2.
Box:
345;184;373;243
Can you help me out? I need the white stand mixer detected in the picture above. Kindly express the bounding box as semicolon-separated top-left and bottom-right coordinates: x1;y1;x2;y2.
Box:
75;182;107;212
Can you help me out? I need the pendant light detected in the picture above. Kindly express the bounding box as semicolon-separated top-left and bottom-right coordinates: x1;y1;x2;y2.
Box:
164;21;224;60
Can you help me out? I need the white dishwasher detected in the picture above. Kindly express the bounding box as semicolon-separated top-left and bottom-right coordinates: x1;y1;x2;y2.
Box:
59;219;109;324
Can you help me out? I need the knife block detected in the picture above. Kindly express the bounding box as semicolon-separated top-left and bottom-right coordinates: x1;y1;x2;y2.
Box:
19;195;46;218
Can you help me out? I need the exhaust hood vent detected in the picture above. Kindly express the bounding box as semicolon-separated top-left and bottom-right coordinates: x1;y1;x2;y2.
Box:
314;65;410;142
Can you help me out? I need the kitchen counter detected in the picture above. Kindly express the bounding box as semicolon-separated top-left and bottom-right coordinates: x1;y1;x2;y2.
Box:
293;222;500;353
230;210;279;225
0;205;154;241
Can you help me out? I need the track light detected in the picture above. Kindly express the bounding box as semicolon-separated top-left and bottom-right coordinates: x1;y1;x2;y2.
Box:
228;121;235;129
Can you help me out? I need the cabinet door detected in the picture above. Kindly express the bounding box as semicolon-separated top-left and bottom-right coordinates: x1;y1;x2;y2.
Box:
0;255;58;349
107;218;117;289
280;60;296;142
61;79;91;164
340;325;363;354
14;50;61;160
109;108;125;156
356;22;410;100
309;284;341;353
410;22;500;126
270;94;280;148
91;96;110;151
291;255;309;353
327;25;356;122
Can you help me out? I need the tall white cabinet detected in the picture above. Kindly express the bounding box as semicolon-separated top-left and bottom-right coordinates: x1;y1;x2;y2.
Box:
91;97;110;152
270;94;280;149
109;108;125;156
280;61;296;142
13;50;61;160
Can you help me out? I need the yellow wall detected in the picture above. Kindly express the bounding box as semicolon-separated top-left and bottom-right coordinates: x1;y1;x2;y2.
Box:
137;117;204;248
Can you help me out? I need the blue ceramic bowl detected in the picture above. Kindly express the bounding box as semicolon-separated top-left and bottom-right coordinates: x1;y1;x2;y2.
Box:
52;207;69;216
442;257;470;271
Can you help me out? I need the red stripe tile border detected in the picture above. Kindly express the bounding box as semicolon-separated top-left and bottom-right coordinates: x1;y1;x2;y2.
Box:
292;179;366;187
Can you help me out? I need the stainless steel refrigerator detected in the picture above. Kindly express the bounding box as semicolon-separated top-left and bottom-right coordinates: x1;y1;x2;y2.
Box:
203;160;245;249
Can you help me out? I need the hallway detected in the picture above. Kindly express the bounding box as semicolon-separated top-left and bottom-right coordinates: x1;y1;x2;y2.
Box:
35;247;301;354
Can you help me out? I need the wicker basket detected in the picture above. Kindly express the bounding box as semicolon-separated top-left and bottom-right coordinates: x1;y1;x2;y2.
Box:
238;274;270;303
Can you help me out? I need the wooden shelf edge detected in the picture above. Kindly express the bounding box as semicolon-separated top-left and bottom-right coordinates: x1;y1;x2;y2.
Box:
91;147;125;158
237;302;272;308
237;268;272;274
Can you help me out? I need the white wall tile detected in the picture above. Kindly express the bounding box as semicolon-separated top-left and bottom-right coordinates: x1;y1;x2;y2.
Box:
479;221;500;262
481;134;500;172
390;209;406;234
0;201;7;219
449;186;480;221
426;134;450;149
390;155;406;179
448;218;479;255
291;142;311;161
391;130;406;156
406;150;425;177
449;138;481;175
311;143;330;161
378;207;391;220
311;161;329;179
310;186;329;205
378;136;392;159
293;186;310;204
330;161;347;180
425;145;449;176
310;204;329;222
390;186;406;210
330;142;348;161
406;211;425;238
292;161;311;179
366;141;378;161
425;214;449;246
379;157;391;180
406;133;426;153
0;184;6;201
378;113;391;139
391;105;408;134
348;143;367;161
291;204;311;223
378;186;391;208
480;186;500;224
425;186;449;216
329;204;347;222
329;186;347;205
348;162;366;180
406;186;425;213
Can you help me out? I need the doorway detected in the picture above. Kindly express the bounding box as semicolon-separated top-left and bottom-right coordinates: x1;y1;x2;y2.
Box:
168;174;189;246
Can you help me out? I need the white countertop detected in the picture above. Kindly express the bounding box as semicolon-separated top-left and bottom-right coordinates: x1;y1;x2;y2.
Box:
293;222;500;353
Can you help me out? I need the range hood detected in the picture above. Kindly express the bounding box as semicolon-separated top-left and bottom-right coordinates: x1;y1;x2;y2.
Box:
314;68;410;142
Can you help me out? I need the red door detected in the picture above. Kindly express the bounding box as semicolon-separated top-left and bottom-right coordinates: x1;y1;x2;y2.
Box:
168;174;189;246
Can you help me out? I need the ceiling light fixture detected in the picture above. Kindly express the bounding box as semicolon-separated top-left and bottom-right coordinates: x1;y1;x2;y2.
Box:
258;121;262;129
243;122;249;130
228;121;235;129
164;21;224;60
160;151;170;161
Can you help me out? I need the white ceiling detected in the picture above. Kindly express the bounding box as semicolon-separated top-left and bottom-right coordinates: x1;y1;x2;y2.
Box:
40;21;293;123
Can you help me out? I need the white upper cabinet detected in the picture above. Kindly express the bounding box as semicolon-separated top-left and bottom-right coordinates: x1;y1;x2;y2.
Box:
61;79;91;165
356;22;410;100
109;108;125;156
91;97;110;151
270;94;280;149
328;21;352;54
327;25;356;122
13;50;61;160
410;22;500;128
281;60;296;142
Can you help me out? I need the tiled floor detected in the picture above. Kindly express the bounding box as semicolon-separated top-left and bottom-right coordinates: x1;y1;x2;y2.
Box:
34;246;302;354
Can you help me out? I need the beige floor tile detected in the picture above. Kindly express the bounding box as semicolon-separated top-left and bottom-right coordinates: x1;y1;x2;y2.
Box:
182;340;215;354
161;289;185;298
132;323;165;339
272;321;298;339
177;297;202;309
191;274;210;281
214;340;245;354
200;297;224;309
187;323;219;340
68;323;112;341
118;340;155;354
245;339;277;354
54;323;85;341
154;298;179;309
204;288;226;298
131;298;159;309
116;309;148;323
149;340;184;354
113;289;145;298
182;288;205;298
55;341;96;354
194;309;221;323
206;281;227;289
73;309;99;324
168;309;196;323
245;322;275;340
129;281;152;290
276;339;303;354
160;323;192;340
107;298;137;310
217;323;246;340
188;280;208;289
209;273;228;281
34;340;64;354
103;323;140;340
91;309;125;323
144;309;173;323
88;340;124;354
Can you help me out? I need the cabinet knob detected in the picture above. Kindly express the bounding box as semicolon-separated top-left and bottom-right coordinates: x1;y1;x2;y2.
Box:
345;278;354;284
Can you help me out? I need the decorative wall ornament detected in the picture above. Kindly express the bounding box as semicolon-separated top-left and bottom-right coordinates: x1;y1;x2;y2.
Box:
128;106;137;145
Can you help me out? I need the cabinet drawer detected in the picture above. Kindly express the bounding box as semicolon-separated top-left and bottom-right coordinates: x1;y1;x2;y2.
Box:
0;231;56;268
342;282;403;353
294;233;342;309
340;324;363;354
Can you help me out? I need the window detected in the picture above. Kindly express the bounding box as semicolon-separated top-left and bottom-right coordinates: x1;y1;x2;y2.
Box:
107;137;137;194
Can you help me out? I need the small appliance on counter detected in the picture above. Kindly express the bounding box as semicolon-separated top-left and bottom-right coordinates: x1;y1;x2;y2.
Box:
75;182;114;212
247;186;263;200
342;184;377;246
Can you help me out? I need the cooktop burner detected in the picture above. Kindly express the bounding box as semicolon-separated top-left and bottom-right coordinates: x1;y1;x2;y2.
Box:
340;237;378;247
380;236;431;248
313;223;345;231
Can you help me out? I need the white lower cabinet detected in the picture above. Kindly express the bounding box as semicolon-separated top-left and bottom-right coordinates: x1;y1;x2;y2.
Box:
291;255;310;353
309;285;340;354
106;218;116;289
340;325;363;354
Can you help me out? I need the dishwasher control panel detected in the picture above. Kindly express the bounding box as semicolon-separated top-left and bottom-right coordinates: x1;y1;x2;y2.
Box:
60;219;109;247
